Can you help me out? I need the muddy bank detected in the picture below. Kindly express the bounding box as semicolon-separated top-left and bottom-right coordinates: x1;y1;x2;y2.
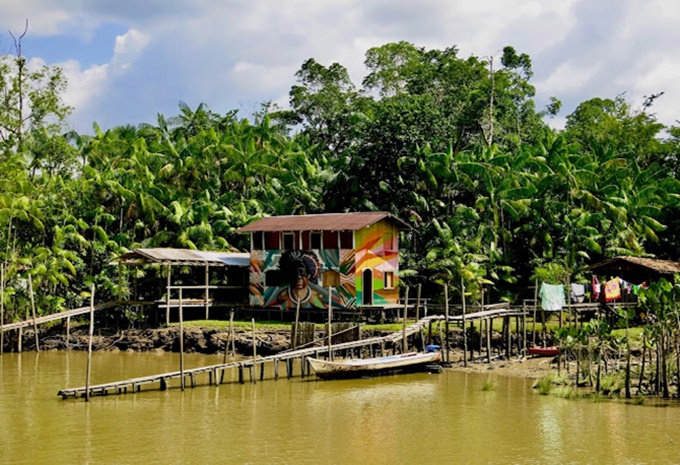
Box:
2;325;559;380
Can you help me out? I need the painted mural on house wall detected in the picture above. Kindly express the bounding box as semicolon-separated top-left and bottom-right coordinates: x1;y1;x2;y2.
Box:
355;219;399;306
248;219;400;310
250;249;357;310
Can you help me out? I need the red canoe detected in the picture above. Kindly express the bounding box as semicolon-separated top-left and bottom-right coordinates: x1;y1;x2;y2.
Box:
528;346;559;357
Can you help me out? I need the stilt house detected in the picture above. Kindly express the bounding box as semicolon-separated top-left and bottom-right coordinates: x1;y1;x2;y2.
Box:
237;212;411;310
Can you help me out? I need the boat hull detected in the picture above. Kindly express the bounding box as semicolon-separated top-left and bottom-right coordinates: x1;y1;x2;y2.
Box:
528;346;559;357
307;352;441;379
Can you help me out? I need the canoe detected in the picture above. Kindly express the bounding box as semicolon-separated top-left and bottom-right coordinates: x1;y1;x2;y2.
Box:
528;346;559;357
307;352;441;379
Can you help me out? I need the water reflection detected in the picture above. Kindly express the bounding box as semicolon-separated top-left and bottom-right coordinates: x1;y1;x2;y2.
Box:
1;352;679;464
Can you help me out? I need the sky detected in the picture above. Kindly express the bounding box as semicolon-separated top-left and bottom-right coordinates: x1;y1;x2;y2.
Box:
1;0;679;134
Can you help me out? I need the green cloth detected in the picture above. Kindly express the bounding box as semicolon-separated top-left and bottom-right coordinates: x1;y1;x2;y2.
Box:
539;283;565;311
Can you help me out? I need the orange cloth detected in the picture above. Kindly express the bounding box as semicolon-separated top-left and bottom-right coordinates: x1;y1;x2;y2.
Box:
604;278;621;302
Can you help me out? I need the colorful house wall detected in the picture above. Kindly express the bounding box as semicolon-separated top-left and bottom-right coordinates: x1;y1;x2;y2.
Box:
247;218;402;311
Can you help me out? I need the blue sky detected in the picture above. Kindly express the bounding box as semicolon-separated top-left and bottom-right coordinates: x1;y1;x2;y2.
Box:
2;0;679;134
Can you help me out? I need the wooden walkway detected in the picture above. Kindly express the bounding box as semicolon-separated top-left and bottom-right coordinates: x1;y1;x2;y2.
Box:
1;301;123;332
57;306;530;399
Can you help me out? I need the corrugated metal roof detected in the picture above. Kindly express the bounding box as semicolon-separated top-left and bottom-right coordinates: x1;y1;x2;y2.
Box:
587;256;680;274
115;248;250;267
237;212;412;233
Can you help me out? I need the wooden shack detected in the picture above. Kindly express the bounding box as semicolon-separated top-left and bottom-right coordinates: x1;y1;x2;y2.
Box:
237;212;411;311
587;256;680;285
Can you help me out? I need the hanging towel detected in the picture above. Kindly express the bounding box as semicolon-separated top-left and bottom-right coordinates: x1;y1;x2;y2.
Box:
540;283;566;311
604;278;621;302
592;275;600;301
570;283;585;303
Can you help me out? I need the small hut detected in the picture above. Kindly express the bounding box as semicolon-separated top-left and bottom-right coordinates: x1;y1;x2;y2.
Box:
586;256;680;285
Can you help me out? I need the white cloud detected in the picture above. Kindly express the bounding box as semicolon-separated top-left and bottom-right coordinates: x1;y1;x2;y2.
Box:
4;0;680;130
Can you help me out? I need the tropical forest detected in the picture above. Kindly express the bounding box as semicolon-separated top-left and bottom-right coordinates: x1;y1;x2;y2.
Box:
2;40;679;321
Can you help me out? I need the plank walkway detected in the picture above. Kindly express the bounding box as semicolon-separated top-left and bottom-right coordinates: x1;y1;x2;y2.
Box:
1;301;124;332
57;307;529;399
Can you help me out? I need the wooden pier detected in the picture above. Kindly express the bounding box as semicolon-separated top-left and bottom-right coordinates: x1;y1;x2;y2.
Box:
57;306;535;400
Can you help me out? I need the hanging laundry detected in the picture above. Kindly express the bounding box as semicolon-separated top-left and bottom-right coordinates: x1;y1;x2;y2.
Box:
570;283;585;303
604;278;621;302
592;275;600;301
540;282;566;311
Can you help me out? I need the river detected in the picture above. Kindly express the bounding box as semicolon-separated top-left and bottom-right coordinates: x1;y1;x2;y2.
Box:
0;351;677;464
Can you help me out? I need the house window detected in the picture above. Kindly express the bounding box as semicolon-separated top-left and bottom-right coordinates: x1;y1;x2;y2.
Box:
311;232;322;249
264;232;279;250
384;271;395;289
340;231;353;249
283;232;295;250
252;232;264;250
323;231;338;249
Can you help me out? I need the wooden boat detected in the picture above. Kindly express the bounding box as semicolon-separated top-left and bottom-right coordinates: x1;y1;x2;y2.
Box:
528;346;559;357
307;352;441;379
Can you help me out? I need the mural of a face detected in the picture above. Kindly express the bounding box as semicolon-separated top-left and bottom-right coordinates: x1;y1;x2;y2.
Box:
278;251;321;304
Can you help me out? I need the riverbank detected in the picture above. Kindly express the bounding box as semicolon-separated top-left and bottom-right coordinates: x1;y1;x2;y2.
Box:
1;324;559;380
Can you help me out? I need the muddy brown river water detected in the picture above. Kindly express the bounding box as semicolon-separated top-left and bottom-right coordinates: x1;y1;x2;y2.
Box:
0;351;677;464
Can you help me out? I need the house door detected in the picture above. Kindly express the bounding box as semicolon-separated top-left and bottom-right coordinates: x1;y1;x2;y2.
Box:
362;269;373;305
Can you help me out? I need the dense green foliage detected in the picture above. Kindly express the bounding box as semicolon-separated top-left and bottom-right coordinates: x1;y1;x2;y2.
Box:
2;40;680;325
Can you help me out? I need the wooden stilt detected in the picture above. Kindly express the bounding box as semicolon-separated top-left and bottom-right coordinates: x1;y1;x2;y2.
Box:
462;278;468;367
251;317;257;360
402;286;409;354
293;299;301;349
223;310;234;365
327;286;333;361
204;264;210;321
485;318;491;363
274;359;279;380
415;284;422;321
238;365;244;384
0;264;4;355
444;284;450;364
179;288;185;391
532;278;538;347
65;316;71;350
85;284;95;402
166;265;171;326
28;274;39;352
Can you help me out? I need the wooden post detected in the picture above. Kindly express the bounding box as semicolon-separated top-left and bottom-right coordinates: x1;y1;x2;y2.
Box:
28;274;39;352
444;283;450;364
532;278;538;347
179;288;185;391
566;275;572;328
0;264;4;355
461;277;467;367
504;316;510;359
251;317;257;360
402;286;409;354
65;316;71;349
17;327;22;353
293;298;301;349
85;284;95;401
166;265;171;326
117;263;123;302
415;284;422;321
485;318;491;363
204;264;210;321
223;310;233;365
230;311;236;356
327;286;333;361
